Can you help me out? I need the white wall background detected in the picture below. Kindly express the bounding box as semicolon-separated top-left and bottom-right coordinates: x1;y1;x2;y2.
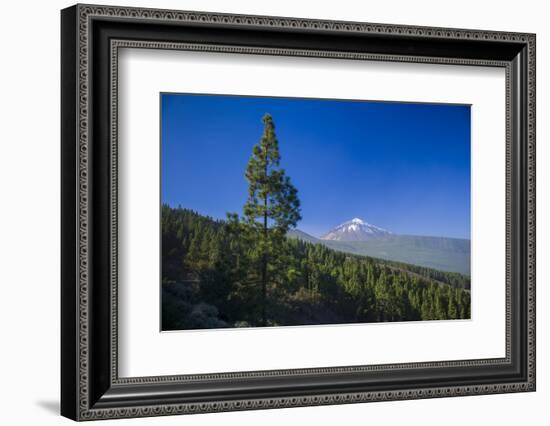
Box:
0;0;546;424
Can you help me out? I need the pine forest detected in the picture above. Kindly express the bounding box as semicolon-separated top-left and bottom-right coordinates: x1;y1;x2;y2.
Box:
162;114;471;330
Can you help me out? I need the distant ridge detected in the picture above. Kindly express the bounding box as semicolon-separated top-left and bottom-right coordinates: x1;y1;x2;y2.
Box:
288;218;470;275
286;229;319;244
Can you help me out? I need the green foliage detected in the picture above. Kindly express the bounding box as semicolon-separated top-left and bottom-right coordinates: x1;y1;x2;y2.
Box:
243;114;301;233
238;114;301;325
161;206;471;329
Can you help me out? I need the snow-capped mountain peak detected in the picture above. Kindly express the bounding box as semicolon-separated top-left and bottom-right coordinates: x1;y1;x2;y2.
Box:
320;218;391;241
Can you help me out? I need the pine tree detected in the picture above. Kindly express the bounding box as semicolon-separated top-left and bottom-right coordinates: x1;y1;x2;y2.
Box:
434;287;448;320
420;288;436;320
243;114;301;325
448;289;458;319
374;270;389;321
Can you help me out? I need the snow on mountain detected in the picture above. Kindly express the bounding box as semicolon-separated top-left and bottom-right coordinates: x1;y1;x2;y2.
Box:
320;218;391;241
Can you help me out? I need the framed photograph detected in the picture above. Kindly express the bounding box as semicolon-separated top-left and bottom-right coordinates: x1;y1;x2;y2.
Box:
61;4;536;421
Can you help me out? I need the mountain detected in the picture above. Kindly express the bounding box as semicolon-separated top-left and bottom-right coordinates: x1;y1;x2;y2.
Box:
321;218;391;241
288;218;470;275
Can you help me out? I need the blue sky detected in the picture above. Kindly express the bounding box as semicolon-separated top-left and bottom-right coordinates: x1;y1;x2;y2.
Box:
161;93;471;239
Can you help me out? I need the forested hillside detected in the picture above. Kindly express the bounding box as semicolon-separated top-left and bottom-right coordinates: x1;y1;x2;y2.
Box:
161;206;471;331
288;229;471;275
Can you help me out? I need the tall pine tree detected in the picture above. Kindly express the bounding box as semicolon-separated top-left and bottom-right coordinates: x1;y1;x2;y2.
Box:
243;114;301;325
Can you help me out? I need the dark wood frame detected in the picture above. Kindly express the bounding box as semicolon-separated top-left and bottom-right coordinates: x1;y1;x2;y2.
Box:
61;4;536;421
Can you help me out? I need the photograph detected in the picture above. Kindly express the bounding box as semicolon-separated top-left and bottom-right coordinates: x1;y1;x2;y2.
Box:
57;4;536;420
160;93;472;331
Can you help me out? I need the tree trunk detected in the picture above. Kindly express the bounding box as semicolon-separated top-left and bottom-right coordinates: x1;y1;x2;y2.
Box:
261;146;269;326
262;194;268;326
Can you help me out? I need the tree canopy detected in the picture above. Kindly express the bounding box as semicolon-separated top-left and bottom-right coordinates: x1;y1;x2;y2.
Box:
162;206;470;330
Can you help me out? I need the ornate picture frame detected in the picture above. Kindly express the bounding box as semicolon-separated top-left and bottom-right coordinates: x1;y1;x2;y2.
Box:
61;4;536;421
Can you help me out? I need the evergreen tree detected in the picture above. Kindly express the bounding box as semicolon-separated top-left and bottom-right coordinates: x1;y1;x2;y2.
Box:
434;287;448;320
448;289;458;319
242;114;301;325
